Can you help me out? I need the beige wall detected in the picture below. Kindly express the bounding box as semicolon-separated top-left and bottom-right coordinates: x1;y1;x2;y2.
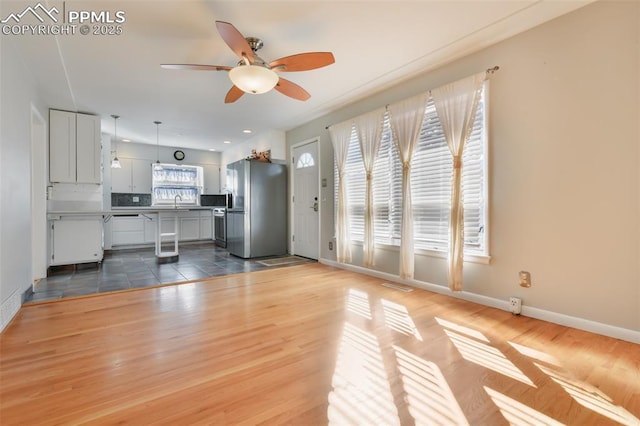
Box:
221;130;286;187
286;1;640;331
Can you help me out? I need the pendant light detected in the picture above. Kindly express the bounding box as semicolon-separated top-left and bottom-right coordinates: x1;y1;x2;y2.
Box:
153;120;162;170
110;115;122;169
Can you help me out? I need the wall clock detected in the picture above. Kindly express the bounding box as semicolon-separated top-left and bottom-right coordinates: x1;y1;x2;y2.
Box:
173;150;185;161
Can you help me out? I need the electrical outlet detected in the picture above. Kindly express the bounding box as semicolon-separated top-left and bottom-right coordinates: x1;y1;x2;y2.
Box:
328;241;333;250
519;271;531;287
509;297;522;315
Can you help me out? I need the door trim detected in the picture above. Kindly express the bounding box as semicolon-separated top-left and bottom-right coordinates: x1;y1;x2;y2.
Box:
290;137;321;259
30;104;47;282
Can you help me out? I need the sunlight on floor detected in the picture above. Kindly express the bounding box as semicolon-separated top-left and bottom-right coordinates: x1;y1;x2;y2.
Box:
328;322;400;425
435;317;490;342
328;298;638;425
484;386;565;426
346;289;372;320
509;339;639;425
439;322;535;387
508;341;562;367
394;345;468;425
381;299;423;341
534;362;640;425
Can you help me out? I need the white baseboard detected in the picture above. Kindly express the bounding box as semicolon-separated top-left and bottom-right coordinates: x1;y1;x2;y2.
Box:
319;258;640;344
0;290;21;333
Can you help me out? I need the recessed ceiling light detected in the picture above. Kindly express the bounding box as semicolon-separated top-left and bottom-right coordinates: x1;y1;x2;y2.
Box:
223;140;231;144
242;129;252;134
121;138;131;142
208;148;216;151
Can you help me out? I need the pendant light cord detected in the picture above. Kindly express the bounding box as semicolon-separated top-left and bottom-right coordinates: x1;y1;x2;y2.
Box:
111;114;119;152
110;115;121;168
154;121;162;164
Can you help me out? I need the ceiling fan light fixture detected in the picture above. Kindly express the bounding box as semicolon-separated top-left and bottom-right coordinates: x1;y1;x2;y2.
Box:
229;64;279;94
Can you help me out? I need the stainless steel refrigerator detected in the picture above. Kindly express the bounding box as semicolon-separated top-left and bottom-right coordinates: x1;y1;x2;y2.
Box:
226;159;287;258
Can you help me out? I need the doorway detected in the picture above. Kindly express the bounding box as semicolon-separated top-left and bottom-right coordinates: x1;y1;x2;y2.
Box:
292;139;320;260
31;105;47;282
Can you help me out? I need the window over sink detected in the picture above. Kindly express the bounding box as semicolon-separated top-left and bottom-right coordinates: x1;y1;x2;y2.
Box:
152;163;203;207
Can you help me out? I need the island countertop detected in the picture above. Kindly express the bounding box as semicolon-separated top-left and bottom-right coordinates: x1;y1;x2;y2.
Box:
47;206;215;216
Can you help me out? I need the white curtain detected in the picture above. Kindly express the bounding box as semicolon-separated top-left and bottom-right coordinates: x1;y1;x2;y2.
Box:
388;93;430;279
355;108;385;267
329;120;355;263
431;73;485;291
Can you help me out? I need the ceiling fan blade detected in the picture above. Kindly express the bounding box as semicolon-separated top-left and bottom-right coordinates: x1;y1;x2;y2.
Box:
269;52;335;72
161;64;232;71
225;85;245;103
215;21;254;62
275;77;310;101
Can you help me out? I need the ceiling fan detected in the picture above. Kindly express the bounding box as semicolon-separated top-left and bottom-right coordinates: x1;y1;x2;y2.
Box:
161;21;335;103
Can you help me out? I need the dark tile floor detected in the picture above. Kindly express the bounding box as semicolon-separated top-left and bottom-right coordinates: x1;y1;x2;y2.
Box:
28;242;312;303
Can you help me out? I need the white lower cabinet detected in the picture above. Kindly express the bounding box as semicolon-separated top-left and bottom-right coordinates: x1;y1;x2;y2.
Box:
180;211;200;241
111;216;145;246
200;211;213;240
50;216;103;265
111;210;214;246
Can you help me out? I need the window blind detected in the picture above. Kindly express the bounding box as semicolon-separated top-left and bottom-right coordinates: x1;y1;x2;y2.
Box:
343;126;365;238
335;83;488;256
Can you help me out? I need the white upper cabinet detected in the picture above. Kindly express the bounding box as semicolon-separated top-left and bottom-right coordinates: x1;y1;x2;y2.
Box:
49;110;101;184
202;164;221;194
111;159;152;194
49;110;76;183
111;158;133;193
76;114;101;183
131;159;152;193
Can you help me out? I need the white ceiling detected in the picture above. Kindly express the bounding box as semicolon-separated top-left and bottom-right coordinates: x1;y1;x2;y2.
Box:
6;0;591;152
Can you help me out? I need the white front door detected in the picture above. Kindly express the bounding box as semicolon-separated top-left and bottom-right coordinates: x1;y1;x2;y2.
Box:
293;140;319;259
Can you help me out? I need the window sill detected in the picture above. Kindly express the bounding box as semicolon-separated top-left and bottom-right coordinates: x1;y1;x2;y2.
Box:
349;240;492;265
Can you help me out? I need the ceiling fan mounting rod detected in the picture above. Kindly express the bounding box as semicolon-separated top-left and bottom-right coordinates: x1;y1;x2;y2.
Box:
245;37;264;53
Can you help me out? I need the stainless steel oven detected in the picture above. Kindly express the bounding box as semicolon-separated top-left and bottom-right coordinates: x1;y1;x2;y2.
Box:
213;207;227;247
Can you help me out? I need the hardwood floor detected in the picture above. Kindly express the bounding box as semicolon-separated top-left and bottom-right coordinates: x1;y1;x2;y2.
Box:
1;263;639;425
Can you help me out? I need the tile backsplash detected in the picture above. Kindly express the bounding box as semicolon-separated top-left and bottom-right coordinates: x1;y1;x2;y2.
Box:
111;193;152;207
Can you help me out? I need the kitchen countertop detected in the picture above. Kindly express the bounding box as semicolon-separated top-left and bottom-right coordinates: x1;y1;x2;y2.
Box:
47;207;214;216
111;206;214;211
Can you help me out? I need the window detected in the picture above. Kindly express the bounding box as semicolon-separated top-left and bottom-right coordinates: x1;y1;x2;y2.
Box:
342;127;365;237
334;84;488;256
296;152;315;168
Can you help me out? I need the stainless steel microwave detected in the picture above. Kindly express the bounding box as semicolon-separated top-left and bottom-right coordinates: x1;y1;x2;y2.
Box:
200;194;231;208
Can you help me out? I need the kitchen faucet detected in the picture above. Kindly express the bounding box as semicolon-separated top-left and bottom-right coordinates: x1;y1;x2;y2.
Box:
174;194;182;209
